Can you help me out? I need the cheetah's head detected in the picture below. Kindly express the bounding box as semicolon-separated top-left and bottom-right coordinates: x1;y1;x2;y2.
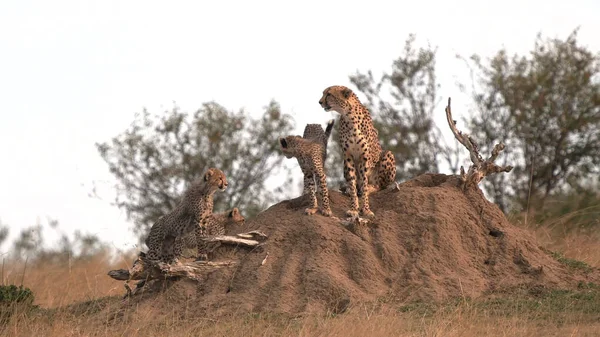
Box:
318;85;355;114
279;135;302;159
203;167;228;192
225;207;246;226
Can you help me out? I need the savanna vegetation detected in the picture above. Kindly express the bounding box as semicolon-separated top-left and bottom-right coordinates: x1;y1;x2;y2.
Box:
1;29;599;336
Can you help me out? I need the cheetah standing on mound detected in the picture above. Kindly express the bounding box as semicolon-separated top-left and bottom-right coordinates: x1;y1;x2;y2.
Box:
145;168;228;263
177;207;245;259
319;85;396;218
300;119;335;195
280;133;332;217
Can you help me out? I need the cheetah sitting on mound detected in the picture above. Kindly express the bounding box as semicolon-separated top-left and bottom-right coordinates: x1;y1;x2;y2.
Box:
177;207;245;259
300;119;334;195
319;85;396;218
280;131;332;217
145;168;228;264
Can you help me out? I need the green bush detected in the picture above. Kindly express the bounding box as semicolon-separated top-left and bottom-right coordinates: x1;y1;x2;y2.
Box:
0;285;34;305
0;284;36;324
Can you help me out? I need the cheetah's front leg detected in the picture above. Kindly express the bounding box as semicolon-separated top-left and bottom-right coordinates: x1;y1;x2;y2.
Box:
302;174;314;196
161;234;178;264
303;169;319;215
173;236;184;261
343;152;359;217
315;166;332;216
145;232;161;262
356;158;375;218
194;221;209;262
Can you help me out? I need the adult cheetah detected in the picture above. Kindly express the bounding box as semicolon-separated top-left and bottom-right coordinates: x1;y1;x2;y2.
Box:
280;134;332;217
300;119;334;195
318;85;396;217
145;168;228;263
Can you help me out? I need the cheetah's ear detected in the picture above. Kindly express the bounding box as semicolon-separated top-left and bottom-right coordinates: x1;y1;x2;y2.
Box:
279;137;288;149
139;251;146;258
204;168;215;182
341;87;352;99
228;208;239;218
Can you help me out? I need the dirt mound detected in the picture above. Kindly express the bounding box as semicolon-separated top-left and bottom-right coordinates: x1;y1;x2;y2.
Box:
124;173;599;316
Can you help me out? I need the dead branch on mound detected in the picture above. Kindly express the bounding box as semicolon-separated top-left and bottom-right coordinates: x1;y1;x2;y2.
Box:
110;254;239;298
107;230;268;297
261;252;269;265
108;258;237;282
211;230;268;245
445;97;513;188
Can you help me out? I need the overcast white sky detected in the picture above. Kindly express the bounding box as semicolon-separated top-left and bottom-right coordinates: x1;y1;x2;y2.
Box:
1;0;599;253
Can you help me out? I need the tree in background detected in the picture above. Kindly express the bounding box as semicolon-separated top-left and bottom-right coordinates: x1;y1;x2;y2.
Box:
10;218;107;262
342;34;448;182
461;29;600;212
0;220;8;250
12;224;43;260
97;101;294;242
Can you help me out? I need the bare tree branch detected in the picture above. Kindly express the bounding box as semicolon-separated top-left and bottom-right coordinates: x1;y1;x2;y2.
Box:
445;97;514;188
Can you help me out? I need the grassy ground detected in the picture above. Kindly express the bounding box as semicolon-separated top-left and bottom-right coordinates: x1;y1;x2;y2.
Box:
1;225;599;337
2;287;600;337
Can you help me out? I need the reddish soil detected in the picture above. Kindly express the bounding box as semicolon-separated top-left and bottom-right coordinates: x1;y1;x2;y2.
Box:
122;173;600;316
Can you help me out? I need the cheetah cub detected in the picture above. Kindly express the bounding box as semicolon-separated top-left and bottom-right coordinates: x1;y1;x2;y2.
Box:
300;119;335;195
177;207;245;259
145;167;228;264
280;134;332;217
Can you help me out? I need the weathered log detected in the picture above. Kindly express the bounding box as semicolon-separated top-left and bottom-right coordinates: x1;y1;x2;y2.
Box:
109;253;240;298
445;97;513;188
108;230;268;297
108;269;134;281
108;259;237;281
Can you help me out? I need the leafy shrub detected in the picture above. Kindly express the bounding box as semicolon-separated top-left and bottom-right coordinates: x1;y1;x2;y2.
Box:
0;284;34;305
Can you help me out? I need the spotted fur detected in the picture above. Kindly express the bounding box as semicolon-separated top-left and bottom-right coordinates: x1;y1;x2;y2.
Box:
318;85;396;218
176;207;245;258
300;119;334;195
280;135;332;217
145;168;228;263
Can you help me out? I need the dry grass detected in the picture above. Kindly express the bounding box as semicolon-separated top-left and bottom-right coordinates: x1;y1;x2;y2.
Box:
531;224;600;269
3;295;600;337
1;224;599;337
509;205;600;269
2;253;133;308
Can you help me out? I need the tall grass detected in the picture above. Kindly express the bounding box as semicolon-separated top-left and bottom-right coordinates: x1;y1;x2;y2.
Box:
2;252;132;308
